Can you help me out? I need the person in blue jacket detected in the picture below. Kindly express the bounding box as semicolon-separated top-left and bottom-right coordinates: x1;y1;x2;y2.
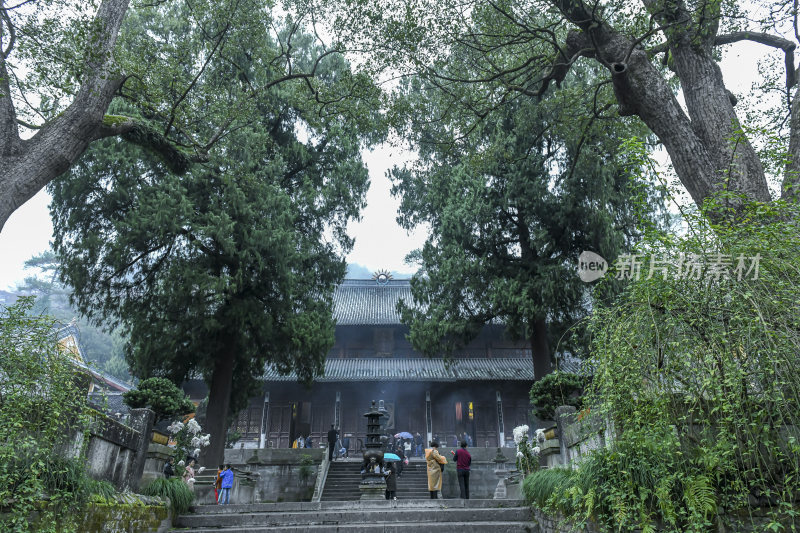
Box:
219;464;234;505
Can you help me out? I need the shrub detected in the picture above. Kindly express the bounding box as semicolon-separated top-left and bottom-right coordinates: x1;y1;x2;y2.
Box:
0;298;93;532
529;371;588;421
577;198;800;531
140;477;194;515
123;377;195;422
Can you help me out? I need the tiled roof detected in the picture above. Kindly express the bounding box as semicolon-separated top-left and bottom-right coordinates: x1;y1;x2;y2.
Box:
333;280;413;325
554;353;587;375
88;392;130;416
263;357;534;382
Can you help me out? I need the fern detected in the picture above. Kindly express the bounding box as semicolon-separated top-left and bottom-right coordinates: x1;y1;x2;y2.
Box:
655;476;677;526
683;475;716;518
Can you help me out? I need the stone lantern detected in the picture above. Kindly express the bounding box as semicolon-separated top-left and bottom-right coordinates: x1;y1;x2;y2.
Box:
359;400;387;500
493;447;510;499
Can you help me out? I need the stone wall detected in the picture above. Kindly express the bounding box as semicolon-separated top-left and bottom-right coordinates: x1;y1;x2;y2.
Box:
78;501;172;533
30;495;171;533
141;443;173;487
200;448;323;503
63;408;155;492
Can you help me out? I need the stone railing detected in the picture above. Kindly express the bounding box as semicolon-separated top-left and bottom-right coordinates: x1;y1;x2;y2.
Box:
537;405;611;468
62;408;155;492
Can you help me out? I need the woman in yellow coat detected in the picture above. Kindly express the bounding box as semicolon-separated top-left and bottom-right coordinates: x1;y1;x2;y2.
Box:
425;441;447;499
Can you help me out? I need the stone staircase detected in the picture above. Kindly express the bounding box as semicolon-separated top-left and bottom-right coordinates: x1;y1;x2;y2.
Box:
321;460;430;501
171;499;538;532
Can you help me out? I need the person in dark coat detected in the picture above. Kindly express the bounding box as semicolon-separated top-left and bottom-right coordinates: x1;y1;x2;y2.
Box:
327;425;338;461
414;432;423;457
394;442;405;477
383;462;398;500
453;440;472;499
162;457;175;479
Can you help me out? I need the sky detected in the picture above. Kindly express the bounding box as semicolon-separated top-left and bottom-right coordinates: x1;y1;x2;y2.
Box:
0;142;426;291
0;37;777;291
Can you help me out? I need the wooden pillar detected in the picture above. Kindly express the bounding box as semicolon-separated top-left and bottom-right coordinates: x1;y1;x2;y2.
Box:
259;392;270;448
425;390;432;446
496;390;505;447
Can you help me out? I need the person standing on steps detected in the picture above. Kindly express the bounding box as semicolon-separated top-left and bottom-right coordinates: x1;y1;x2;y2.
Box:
383;461;398;500
414;432;423;458
452;440;471;499
327;424;338;461
219;464;234;505
425;441;447;499
214;464;224;504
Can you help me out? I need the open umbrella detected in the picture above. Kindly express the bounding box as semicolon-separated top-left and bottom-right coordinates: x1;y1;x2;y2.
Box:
394;432;413;439
383;453;401;462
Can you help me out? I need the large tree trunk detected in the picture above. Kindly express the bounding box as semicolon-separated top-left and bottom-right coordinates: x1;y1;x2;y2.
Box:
531;317;551;381
550;0;773;210
0;0;131;233
201;347;236;467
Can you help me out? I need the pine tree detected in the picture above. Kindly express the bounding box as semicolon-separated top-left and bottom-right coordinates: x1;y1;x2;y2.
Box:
393;63;665;379
49;20;381;464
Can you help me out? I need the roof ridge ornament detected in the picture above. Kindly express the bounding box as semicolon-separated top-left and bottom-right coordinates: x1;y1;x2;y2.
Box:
371;269;392;286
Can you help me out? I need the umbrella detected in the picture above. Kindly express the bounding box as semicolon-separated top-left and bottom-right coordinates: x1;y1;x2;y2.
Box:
394;432;413;439
383;453;401;462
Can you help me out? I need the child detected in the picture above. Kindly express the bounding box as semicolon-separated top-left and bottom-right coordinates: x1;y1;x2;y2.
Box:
215;464;224;504
219;464;234;505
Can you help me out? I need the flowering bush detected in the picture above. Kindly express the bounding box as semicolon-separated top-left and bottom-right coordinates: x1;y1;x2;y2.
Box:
168;418;211;466
512;425;540;475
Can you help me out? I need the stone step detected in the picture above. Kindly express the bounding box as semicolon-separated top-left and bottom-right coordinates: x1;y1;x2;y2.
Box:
175;506;531;528
173;520;539;533
187;499;527;514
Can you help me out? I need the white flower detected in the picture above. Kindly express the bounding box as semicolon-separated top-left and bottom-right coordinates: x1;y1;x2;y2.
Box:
516;451;524;458
535;428;547;444
167;421;184;434
193;448;201;457
178;460;185;466
187;419;202;435
190;436;202;448
201;434;211;446
187;477;196;484
198;467;206;474
532;446;541;455
512;425;529;445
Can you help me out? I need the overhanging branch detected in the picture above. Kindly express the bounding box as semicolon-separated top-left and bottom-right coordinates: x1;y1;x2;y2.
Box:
714;31;797;89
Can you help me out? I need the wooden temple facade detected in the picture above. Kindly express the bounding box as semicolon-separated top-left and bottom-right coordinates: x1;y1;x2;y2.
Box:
203;279;542;450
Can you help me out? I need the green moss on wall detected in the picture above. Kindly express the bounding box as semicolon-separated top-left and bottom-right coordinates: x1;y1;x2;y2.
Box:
78;501;170;533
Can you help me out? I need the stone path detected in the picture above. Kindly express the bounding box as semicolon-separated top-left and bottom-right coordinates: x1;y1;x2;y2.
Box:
170;499;538;532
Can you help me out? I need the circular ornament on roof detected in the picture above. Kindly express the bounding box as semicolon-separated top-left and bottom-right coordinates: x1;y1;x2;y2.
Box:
372;269;393;286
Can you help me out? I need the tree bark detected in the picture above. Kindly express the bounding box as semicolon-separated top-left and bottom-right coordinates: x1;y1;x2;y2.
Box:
549;0;773;209
531;317;551;381
201;346;236;467
0;0;131;233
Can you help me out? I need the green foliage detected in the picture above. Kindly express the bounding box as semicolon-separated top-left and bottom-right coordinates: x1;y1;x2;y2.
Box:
49;10;383;461
529;372;588;421
15;250;129;374
140;477;194;515
522;468;576;512
123;377;194;422
0;298;93;532
389;22;667;372
551;199;800;531
226;430;242;449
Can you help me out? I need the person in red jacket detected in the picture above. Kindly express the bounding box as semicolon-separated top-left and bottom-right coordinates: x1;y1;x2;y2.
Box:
452;440;472;499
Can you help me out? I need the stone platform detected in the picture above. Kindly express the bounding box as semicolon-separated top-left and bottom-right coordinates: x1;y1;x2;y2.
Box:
171;499;538;532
